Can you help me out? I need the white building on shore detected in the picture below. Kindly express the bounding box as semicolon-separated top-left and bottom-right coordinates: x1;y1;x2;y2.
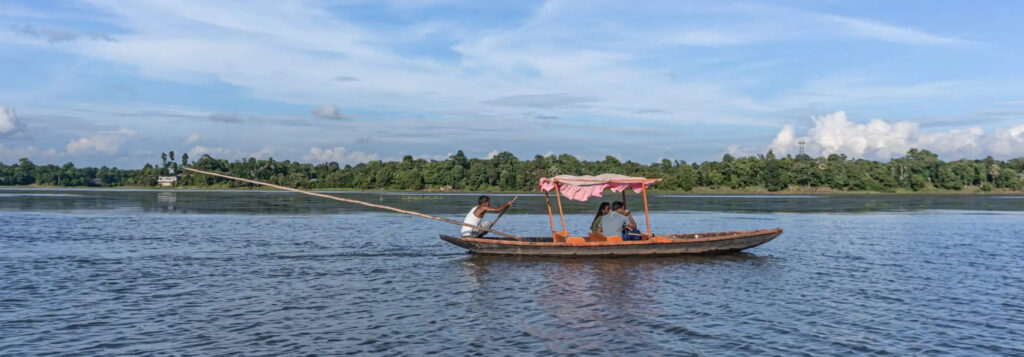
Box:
157;175;178;187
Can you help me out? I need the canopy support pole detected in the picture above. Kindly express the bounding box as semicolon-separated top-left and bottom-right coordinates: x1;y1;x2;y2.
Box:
553;182;568;235
641;184;651;237
544;191;556;235
621;191;627;208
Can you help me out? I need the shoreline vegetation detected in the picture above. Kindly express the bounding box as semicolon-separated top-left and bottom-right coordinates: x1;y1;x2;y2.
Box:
2;149;1023;194
3;183;1023;195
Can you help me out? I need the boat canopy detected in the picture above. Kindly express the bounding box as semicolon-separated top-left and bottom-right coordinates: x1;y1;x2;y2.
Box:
538;174;660;202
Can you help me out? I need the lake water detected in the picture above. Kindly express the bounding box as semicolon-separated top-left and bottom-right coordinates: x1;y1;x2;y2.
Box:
1;189;1023;355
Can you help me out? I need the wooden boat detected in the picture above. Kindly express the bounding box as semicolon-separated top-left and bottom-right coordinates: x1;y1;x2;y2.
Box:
181;168;782;257
440;174;783;256
440;228;782;256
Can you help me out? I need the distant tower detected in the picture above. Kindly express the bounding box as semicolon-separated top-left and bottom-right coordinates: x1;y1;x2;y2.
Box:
798;140;806;156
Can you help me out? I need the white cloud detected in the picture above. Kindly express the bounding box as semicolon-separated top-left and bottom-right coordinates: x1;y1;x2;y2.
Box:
0;106;20;135
414;152;453;161
303;146;378;165
818;14;970;47
0;2;1003;166
769;124;796;156
988;125;1024;157
724;145;757;158
187;145;222;157
184;132;200;144
27;0;972;131
768;111;1023;160
312;104;348;120
188;145;275;160
773;77;969;110
65;128;135;155
0;145;59;162
485;150;501;159
252;146;275;159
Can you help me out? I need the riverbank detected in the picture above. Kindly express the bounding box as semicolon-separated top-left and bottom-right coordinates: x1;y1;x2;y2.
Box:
3;184;1022;195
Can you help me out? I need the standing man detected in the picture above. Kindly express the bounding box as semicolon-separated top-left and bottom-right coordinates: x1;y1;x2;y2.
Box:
461;195;514;237
599;201;640;240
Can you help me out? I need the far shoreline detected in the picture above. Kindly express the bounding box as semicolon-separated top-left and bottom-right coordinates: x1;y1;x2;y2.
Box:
2;184;1022;195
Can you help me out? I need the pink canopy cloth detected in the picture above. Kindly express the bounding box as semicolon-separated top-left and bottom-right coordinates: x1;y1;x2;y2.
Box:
538;174;660;202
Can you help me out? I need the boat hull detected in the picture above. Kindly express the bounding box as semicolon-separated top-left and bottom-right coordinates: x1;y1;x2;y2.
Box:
439;228;782;256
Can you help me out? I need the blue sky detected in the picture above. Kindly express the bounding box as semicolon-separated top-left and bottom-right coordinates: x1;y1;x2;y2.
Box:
1;0;1022;167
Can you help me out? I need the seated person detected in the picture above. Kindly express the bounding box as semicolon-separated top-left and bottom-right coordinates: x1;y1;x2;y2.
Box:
461;195;513;237
622;226;644;241
599;201;641;240
590;202;611;234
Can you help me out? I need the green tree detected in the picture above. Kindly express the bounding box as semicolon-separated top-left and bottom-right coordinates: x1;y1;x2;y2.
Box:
936;166;961;190
3;147;1023;193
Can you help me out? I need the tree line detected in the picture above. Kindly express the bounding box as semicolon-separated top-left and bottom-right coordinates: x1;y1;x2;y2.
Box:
1;149;1022;192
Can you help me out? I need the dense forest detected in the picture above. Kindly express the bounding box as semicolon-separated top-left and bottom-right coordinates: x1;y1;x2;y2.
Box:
1;149;1023;192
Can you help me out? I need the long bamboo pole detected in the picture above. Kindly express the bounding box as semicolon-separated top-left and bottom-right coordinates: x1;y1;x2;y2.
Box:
183;167;523;240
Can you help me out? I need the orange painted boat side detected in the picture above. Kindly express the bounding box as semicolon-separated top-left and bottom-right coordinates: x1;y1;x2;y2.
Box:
439;228;782;256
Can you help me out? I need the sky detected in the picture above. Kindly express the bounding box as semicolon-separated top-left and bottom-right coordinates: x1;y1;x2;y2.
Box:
1;0;1023;168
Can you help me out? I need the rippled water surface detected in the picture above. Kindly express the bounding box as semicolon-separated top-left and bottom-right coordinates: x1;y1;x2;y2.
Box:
2;189;1023;355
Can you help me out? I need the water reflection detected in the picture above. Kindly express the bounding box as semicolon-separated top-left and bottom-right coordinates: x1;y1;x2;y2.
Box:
458;253;779;353
156;192;177;211
462;252;771;268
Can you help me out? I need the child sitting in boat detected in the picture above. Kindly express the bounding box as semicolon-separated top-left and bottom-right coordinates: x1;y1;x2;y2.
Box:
461;195;514;237
600;201;642;240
